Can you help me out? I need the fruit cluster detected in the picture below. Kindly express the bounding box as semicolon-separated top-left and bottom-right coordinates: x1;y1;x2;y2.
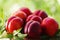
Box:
5;7;59;38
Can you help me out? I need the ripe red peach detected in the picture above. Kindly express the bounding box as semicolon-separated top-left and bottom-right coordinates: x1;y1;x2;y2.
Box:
33;10;48;20
33;10;41;15
5;16;17;32
26;15;33;22
41;17;58;37
26;15;42;23
5;16;23;33
11;11;27;20
24;20;42;38
20;7;32;16
24;20;33;34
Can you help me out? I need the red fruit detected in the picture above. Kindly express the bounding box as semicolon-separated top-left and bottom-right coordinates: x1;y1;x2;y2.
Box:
5;16;16;32
33;10;48;20
24;20;41;38
20;7;32;16
6;16;23;33
12;11;27;20
26;15;33;22
33;10;41;15
24;20;33;34
26;15;42;23
41;17;58;37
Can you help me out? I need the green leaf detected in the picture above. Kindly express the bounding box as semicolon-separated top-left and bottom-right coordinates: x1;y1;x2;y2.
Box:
18;33;27;38
0;38;10;40
0;31;13;39
13;36;23;40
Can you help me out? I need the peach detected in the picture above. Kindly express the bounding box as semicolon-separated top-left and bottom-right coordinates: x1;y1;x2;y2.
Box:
5;16;23;33
20;7;32;16
12;11;27;21
5;16;17;32
26;15;42;23
41;17;58;37
26;15;33;22
33;10;48;20
24;20;42;38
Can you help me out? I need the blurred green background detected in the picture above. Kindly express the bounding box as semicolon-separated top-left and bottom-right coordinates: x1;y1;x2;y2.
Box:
0;0;60;30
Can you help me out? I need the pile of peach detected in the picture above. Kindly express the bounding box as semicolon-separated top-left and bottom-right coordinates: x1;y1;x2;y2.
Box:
5;7;59;38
